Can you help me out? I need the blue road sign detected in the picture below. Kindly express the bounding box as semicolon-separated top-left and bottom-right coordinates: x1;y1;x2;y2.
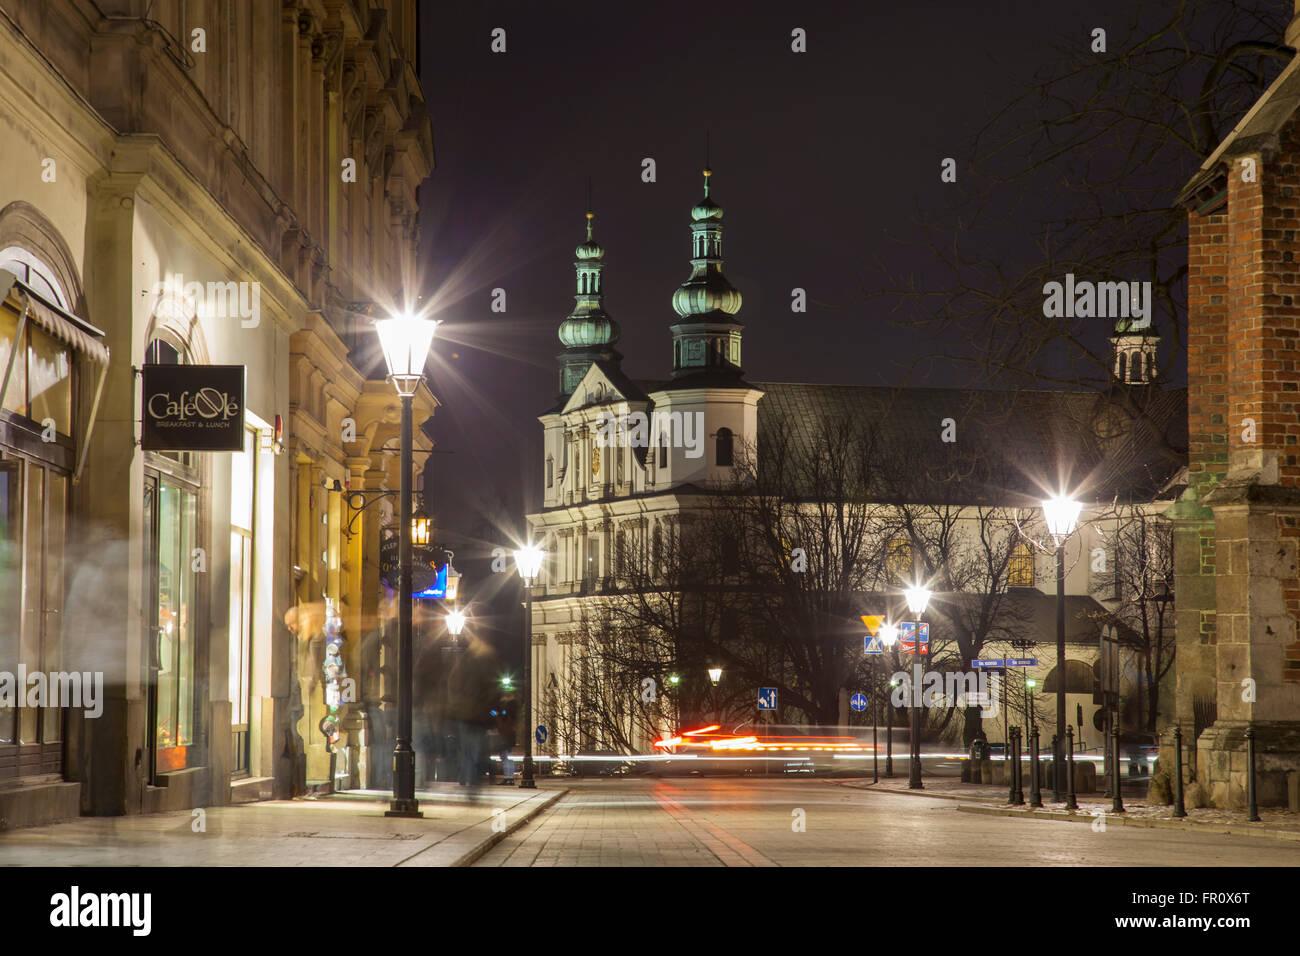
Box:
1005;658;1038;667
972;659;1005;668
850;693;868;713
864;635;883;654
535;725;548;744
758;687;778;711
900;621;929;655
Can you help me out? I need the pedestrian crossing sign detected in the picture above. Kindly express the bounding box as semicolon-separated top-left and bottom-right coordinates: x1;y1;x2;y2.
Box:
864;635;883;654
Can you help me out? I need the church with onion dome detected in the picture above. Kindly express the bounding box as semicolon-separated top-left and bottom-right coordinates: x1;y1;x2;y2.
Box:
525;169;1186;758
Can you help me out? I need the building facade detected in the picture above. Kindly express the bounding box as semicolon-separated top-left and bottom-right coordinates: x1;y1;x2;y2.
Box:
1173;3;1300;810
0;0;433;824
526;171;1185;760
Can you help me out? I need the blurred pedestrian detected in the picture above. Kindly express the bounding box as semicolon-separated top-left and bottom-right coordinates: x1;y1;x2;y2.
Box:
445;634;499;788
493;696;517;785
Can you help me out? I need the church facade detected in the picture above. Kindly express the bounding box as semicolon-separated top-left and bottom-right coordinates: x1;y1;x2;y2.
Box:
525;171;1185;762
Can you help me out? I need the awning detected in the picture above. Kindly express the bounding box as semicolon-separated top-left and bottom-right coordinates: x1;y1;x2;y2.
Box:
1;272;110;366
1;270;110;482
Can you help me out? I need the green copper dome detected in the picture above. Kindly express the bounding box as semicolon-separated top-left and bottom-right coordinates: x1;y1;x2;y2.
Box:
575;211;604;260
558;210;620;349
672;168;742;318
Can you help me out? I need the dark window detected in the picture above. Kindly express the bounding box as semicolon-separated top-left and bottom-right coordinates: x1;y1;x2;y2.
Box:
1117;352;1127;382
546;455;553;488
659;433;668;468
716;427;734;467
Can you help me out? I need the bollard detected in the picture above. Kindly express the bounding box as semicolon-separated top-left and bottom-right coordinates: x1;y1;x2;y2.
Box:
1051;734;1059;803
1066;726;1078;811
1007;727;1018;804
1029;726;1042;808
1246;728;1260;822
1173;726;1186;818
1014;728;1025;805
1111;726;1125;813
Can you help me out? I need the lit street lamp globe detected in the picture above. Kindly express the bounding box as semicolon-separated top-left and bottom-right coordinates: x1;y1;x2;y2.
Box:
879;622;899;647
446;608;466;636
513;545;545;585
374;311;439;396
903;585;932;617
1042;495;1082;545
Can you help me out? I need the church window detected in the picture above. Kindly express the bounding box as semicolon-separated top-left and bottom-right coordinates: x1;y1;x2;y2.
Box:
546;455;554;488
659;432;668;468
1008;539;1034;587
1117;352;1127;382
716;427;734;467
886;538;912;586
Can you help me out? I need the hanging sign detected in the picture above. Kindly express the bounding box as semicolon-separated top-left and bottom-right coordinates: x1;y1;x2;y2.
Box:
141;364;246;451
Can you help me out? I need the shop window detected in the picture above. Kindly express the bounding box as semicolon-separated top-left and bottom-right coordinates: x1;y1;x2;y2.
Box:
228;427;256;775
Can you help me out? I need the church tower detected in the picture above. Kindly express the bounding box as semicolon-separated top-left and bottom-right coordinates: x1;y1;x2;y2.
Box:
556;209;621;398
669;168;744;379
1110;316;1159;385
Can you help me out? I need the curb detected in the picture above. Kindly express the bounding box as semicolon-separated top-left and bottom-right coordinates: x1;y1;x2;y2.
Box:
955;803;1300;842
450;788;568;866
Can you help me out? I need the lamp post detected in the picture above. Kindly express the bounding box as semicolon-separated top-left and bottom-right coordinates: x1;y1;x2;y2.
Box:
879;623;899;778
1042;495;1081;802
708;666;723;726
375;311;438;818
446;606;466;646
513;545;545;789
904;585;931;790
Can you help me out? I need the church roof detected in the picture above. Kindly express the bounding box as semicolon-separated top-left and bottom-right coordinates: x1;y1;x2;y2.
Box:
1178;52;1300;209
751;382;1187;506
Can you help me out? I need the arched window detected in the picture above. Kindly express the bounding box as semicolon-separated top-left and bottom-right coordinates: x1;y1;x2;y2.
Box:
0;247;67;307
1116;352;1127;382
1133;352;1144;383
673;341;681;369
659;432;668;468
546;455;554;488
716;427;734;467
1008;539;1034;587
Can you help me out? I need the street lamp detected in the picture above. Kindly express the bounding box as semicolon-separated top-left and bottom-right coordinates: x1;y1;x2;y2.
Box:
707;667;723;685
879;623;899;778
375;310;439;819
1041;494;1080;801
513;544;545;789
903;585;931;790
411;505;432;548
707;667;723;727
445;607;466;646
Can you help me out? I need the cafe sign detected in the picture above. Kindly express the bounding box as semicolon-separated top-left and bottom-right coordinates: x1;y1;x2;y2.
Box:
142;364;246;451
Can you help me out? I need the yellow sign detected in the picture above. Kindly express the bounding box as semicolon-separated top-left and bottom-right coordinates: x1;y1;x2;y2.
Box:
861;615;884;636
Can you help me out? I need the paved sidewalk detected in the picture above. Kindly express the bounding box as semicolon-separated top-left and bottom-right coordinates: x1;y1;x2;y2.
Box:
0;783;565;867
834;776;1300;841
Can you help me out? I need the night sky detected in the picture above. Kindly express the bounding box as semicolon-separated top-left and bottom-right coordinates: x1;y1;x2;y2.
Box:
413;0;1193;644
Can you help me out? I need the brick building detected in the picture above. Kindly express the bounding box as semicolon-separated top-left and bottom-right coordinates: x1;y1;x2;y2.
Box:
1174;3;1300;809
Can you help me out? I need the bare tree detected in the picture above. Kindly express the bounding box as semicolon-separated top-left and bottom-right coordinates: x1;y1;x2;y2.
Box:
883;1;1289;426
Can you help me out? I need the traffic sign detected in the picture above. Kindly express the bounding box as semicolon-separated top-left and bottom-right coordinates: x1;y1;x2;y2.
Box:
860;615;884;635
900;621;929;655
1005;658;1038;667
864;635;883;654
972;659;1005;668
850;693;868;713
758;687;778;711
535;725;548;744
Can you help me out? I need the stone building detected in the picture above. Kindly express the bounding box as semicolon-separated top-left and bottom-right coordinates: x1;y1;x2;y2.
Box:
0;0;433;824
1173;4;1300;810
526;171;1185;761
